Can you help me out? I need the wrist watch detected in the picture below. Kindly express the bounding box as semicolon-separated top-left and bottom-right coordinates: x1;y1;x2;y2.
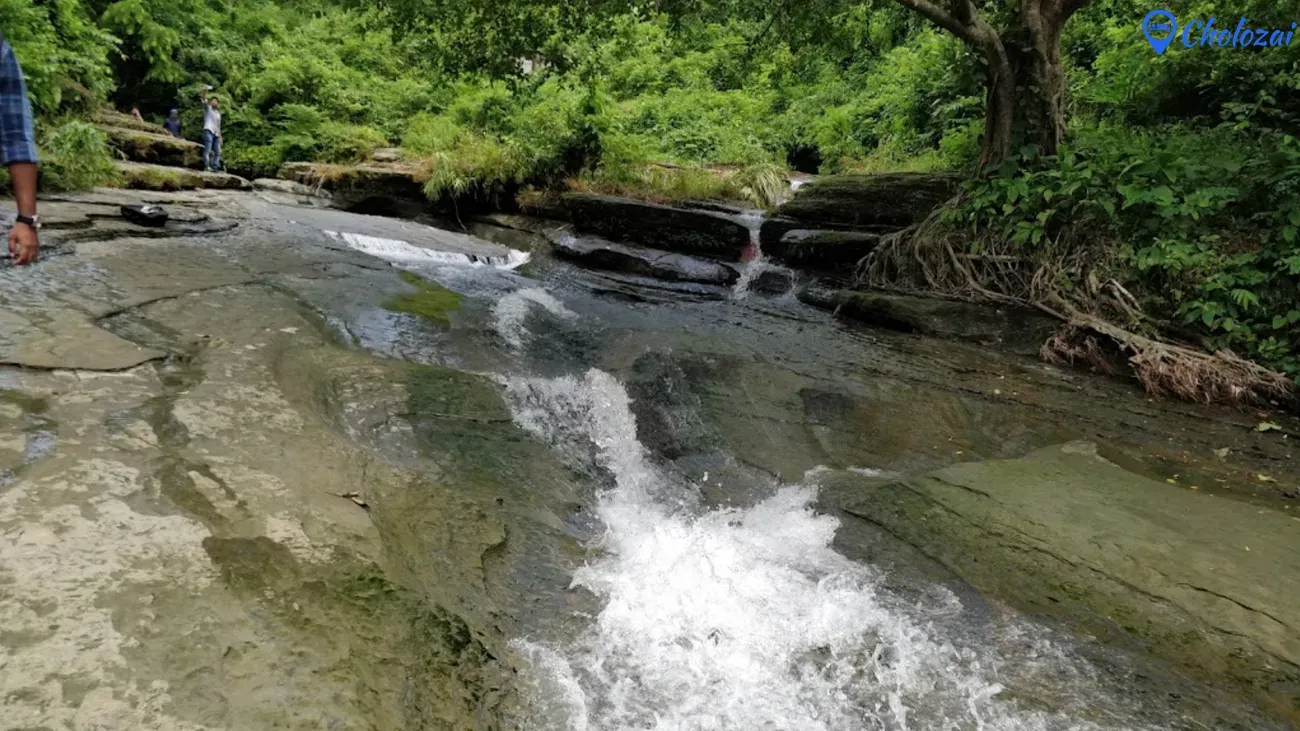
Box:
14;214;39;230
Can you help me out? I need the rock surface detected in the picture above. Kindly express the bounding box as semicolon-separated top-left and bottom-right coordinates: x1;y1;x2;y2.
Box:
551;232;738;285
775;172;960;229
253;177;332;199
799;287;1057;354
564;192;751;259
99;125;204;169
278;161;428;216
838;442;1300;722
767;228;882;269
118;161;251;191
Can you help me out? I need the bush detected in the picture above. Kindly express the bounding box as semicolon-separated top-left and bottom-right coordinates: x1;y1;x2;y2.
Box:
39;121;121;191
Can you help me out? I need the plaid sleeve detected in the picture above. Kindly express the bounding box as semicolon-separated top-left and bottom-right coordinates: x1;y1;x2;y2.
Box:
0;42;38;166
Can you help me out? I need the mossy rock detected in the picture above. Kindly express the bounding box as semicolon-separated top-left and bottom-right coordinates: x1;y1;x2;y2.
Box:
98;125;203;169
383;270;465;327
117;162;251;191
278;161;428;217
840;442;1300;723
775;173;961;229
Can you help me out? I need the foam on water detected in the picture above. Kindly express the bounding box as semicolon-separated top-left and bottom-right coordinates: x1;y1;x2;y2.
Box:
324;230;531;269
501;368;1148;731
494;288;579;349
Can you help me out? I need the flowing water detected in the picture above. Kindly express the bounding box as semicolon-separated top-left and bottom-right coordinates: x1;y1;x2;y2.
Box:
290;215;1286;731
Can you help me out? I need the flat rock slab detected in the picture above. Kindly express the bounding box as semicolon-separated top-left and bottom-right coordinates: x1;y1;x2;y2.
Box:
840;442;1300;721
253;177;332;199
0;308;164;370
552;233;738;285
118;161;251;191
99;125;203;169
799;288;1057;355
776;172;960;229
768;229;882;269
563;192;751;260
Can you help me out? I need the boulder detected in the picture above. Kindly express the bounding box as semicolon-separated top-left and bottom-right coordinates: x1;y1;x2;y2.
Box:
767;229;882;269
775;173;961;229
117;161;252;191
98;125;203;169
797;288;1056;355
838;442;1300;722
551;233;738;285
371;147;402;163
278;161;428;217
563;193;751;259
92;108;170;135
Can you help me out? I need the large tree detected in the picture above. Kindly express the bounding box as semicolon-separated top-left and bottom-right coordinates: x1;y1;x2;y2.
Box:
892;0;1090;170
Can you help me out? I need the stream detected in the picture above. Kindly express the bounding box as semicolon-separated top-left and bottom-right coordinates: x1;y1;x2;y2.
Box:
3;190;1295;731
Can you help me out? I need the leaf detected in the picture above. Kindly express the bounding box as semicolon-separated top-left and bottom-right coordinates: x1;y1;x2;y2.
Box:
1256;422;1283;432
1257;474;1277;483
1213;447;1230;458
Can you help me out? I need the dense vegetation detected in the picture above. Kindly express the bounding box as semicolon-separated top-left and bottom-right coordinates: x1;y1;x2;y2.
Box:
2;0;1299;391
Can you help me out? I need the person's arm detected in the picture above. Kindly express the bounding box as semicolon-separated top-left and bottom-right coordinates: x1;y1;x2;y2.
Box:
0;42;38;265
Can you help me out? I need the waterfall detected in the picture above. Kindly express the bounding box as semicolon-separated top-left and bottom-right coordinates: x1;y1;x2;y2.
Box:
324;230;531;269
497;364;1142;731
730;211;794;301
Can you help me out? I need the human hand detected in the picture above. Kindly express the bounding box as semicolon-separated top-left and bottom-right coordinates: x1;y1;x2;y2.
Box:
8;223;38;265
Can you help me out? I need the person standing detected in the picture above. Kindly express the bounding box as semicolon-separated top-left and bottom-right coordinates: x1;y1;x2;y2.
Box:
200;88;222;172
163;108;182;138
0;32;38;265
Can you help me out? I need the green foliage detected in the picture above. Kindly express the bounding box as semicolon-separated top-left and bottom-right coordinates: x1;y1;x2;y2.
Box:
959;125;1300;378
39;120;121;191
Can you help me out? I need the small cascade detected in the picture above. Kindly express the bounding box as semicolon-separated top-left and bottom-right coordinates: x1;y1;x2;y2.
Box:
324;230;531;270
730;212;794;301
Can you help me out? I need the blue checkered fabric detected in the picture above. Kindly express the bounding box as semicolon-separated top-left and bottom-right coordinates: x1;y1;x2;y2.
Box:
0;39;38;166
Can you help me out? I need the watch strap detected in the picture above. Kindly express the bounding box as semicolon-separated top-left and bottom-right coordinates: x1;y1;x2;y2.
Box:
15;214;37;228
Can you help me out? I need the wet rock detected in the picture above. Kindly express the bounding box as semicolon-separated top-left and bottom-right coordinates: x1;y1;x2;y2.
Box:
370;147;402;163
278;161;428;217
563;192;751;259
798;288;1056;355
118;161;251;191
768;229;882;269
839;442;1300;722
750;268;795;296
99;125;204;169
253;177;332;200
552;232;739;285
775;173;960;229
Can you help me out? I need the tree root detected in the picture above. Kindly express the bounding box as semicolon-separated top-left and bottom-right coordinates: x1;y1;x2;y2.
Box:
853;200;1297;408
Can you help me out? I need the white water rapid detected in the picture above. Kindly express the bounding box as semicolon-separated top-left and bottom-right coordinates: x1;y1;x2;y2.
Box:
497;362;1146;731
324;230;531;269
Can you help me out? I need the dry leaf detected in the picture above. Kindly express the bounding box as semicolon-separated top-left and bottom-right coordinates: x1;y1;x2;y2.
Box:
1256;422;1283;433
1213;447;1230;459
1257;474;1277;483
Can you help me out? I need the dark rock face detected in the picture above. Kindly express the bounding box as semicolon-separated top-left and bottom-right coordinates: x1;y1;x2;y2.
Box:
798;288;1057;355
563;193;751;259
551;233;738;285
775;173;961;229
767;229;882;269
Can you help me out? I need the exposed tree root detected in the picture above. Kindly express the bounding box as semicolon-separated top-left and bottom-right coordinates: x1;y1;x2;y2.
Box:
853;198;1297;408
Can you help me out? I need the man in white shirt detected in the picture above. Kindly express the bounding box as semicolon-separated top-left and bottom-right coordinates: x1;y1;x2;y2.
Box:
200;89;223;172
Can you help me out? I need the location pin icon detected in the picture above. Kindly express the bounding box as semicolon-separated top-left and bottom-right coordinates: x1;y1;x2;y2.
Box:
1142;9;1178;54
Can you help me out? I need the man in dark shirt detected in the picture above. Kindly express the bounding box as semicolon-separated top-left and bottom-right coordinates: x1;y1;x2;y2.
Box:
0;33;38;265
163;108;182;138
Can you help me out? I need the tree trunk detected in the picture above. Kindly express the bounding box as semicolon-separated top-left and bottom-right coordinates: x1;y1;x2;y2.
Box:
1023;0;1067;156
976;35;1016;173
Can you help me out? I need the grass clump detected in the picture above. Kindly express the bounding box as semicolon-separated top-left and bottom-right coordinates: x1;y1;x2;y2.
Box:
383;270;464;327
40;121;121;191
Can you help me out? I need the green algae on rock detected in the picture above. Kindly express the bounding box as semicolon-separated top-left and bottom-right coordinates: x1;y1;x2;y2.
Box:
383;270;465;327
